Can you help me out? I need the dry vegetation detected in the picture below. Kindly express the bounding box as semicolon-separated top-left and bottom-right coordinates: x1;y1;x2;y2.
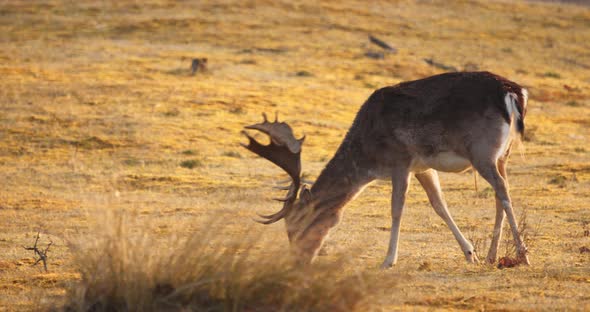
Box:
59;211;390;311
0;0;589;311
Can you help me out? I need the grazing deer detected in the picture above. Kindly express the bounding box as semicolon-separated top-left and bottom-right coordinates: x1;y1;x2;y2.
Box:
241;71;529;268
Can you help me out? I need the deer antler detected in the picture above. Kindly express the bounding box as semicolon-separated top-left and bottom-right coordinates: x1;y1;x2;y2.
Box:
241;113;305;224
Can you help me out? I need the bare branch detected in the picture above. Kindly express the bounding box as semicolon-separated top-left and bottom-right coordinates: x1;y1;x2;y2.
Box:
423;58;458;72
23;231;52;272
368;35;397;53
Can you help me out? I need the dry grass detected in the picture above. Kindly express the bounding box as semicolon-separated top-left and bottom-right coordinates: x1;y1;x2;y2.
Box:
56;211;389;312
1;0;590;311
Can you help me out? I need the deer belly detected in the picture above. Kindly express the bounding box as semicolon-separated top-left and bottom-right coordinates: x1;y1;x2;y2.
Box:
420;152;471;173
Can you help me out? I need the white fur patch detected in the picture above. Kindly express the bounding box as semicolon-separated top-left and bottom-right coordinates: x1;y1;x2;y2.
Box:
495;122;511;161
422;152;471;173
504;92;521;120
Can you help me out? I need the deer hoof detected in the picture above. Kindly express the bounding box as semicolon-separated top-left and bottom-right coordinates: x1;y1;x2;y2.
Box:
380;261;394;270
466;250;480;264
486;250;498;264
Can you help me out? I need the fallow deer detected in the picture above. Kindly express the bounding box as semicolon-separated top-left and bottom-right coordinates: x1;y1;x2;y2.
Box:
241;71;529;268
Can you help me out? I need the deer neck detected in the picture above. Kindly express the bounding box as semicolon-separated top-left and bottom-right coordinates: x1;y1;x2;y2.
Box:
309;140;371;211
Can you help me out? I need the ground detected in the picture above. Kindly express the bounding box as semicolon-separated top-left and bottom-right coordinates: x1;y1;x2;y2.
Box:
0;0;589;310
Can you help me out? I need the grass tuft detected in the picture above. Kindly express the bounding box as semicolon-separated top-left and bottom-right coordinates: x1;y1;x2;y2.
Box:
229;106;245;115
295;70;314;77
163;108;181;117
542;71;561;79
122;158;142;166
565;100;582;107
181;149;198;156
548;174;567;187
222;151;242;158
180;159;202;169
57;212;390;311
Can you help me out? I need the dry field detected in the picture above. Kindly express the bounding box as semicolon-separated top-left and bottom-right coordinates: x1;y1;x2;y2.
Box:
1;0;590;310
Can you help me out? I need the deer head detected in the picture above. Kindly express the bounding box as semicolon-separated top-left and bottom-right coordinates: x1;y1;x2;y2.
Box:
241;113;320;262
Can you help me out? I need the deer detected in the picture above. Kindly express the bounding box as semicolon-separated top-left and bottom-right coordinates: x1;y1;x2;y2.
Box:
241;71;529;268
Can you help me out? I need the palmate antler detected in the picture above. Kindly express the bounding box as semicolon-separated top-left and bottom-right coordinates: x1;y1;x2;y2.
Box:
241;113;305;224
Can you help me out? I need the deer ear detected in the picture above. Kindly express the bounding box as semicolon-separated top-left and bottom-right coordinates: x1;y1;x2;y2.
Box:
300;185;312;205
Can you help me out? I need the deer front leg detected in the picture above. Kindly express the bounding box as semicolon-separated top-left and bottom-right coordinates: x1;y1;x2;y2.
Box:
415;169;478;263
381;168;411;269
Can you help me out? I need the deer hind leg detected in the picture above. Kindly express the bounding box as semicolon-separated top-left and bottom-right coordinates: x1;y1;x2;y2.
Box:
472;157;530;265
486;156;508;264
415;169;478;263
381;167;411;269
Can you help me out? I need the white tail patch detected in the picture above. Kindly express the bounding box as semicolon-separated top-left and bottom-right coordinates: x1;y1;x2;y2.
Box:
504;92;521;121
504;91;527;160
499;91;523;162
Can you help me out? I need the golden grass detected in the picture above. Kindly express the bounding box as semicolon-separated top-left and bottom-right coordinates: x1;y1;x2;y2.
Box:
1;0;590;310
56;211;390;312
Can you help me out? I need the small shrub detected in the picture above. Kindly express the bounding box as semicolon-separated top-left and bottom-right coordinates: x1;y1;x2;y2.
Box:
180;159;202;169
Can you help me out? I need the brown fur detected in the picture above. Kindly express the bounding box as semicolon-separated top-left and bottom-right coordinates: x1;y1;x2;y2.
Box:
275;72;529;266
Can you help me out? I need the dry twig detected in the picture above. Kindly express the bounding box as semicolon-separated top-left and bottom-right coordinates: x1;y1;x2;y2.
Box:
368;35;397;53
423;58;458;72
23;231;52;272
499;207;538;268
